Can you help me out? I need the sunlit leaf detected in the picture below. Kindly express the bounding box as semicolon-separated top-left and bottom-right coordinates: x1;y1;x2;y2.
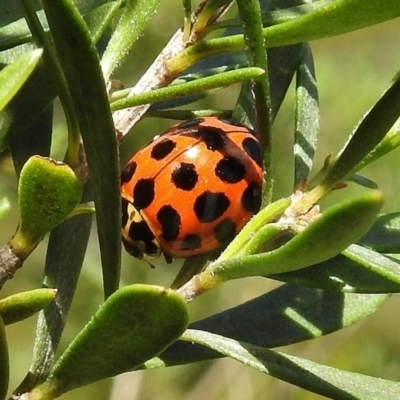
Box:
269;244;400;293
294;44;318;186
30;285;188;398
0;49;42;112
181;329;400;400
0;289;56;325
149;284;388;367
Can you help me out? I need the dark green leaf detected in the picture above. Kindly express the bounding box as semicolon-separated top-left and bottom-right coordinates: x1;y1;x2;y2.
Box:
354;120;400;172
0;2;121;153
0;60;56;154
349;174;379;189
181;329;400;400
10;107;53;177
0;1;39;51
359;212;400;253
0;1;118;51
43;0;120;297
234;44;303;129
294;44;318;186
26;202;93;387
150;284;388;367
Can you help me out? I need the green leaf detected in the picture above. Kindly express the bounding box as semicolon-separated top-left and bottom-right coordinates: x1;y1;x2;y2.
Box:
110;67;265;111
294;44;318;186
0;0;116;51
0;2;43;51
0;316;8;400
149;284;388;367
218;197;291;261
354;117;400;172
12;156;82;254
190;0;231;36
168;0;400;72
0;289;56;325
267;44;304;120
208;190;384;281
321;69;400;188
261;0;400;48
233;43;303;135
27;199;93;389
147;64;246;108
174;43;303;125
269;244;400;293
31;285;188;398
359;212;400;253
349;174;379;189
180;329;400;400
0;2;121;154
101;0;162;80
0;49;42;112
237;0;273;204
83;1;122;45
42;0;121;297
0;60;56;154
10;107;53;177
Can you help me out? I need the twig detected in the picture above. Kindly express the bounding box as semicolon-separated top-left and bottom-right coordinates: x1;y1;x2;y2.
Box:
113;29;185;138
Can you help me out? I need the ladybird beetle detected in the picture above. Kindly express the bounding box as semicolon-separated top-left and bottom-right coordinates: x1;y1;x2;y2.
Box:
120;116;263;264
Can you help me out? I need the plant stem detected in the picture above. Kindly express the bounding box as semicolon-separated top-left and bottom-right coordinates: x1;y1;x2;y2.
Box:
237;0;273;206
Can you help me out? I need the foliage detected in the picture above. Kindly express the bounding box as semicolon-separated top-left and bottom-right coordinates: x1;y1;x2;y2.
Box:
0;0;400;399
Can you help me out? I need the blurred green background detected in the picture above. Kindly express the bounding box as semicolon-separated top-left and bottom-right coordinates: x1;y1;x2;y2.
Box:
1;4;400;400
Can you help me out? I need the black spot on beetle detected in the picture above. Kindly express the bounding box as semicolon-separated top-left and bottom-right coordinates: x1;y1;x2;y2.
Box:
120;161;137;184
128;219;155;242
241;181;262;212
215;156;246;184
180;234;202;251
151;138;176;160
242;137;262;167
157;205;181;241
174;118;227;150
194;191;230;222
171;162;198;190
214;218;237;244
121;197;130;227
194;126;226;151
133;178;155;210
127;220;159;256
124;221;159;258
